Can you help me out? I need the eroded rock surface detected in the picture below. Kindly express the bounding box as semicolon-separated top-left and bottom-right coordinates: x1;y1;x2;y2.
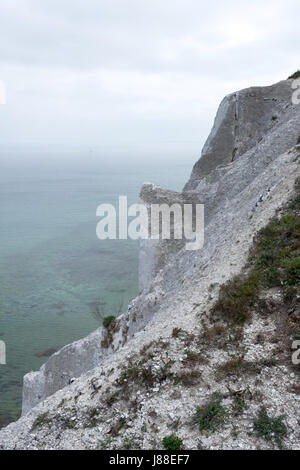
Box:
5;79;298;450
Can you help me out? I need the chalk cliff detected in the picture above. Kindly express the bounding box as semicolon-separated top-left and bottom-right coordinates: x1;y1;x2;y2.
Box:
1;78;299;450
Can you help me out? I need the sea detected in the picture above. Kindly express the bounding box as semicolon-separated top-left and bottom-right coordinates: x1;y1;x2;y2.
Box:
0;149;194;426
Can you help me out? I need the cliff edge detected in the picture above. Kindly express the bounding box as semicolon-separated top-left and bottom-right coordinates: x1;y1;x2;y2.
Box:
1;78;299;450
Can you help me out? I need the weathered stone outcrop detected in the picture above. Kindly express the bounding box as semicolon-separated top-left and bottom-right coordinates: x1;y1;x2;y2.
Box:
139;79;300;289
184;80;293;190
17;78;300;428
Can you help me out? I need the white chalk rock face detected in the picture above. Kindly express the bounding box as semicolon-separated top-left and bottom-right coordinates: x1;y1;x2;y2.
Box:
19;78;300;418
139;79;299;290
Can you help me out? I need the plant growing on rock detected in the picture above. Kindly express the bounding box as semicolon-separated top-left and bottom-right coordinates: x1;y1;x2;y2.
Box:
103;316;116;328
191;392;227;433
211;186;300;324
162;434;183;450
253;407;287;449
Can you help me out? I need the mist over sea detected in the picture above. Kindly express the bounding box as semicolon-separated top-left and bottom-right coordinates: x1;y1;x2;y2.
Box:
0;148;194;426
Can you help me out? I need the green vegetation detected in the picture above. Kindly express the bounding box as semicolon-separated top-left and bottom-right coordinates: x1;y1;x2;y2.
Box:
191;392;227;433
162;434;183;450
253;407;287;449
212;184;300;324
31;412;50;431
288;71;300;80
103;316;116;328
212;272;260;323
252;211;300;286
117;357;174;390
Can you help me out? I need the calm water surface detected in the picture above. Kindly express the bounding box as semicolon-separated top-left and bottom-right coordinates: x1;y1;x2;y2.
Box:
0;160;191;426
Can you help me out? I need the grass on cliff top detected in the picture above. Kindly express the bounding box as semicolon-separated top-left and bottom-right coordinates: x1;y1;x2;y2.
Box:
211;181;300;324
288;71;300;80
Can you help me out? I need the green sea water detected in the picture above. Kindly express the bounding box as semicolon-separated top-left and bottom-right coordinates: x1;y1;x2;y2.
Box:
0;160;191;426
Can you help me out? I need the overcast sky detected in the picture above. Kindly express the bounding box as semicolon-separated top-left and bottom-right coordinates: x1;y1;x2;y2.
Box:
0;0;299;165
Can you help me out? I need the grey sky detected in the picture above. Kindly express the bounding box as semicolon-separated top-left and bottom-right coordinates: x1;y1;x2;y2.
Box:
0;0;299;164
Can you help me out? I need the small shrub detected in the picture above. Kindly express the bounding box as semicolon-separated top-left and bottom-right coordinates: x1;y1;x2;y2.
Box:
103;316;115;328
191;393;227;433
253;407;287;449
162;434;183;450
